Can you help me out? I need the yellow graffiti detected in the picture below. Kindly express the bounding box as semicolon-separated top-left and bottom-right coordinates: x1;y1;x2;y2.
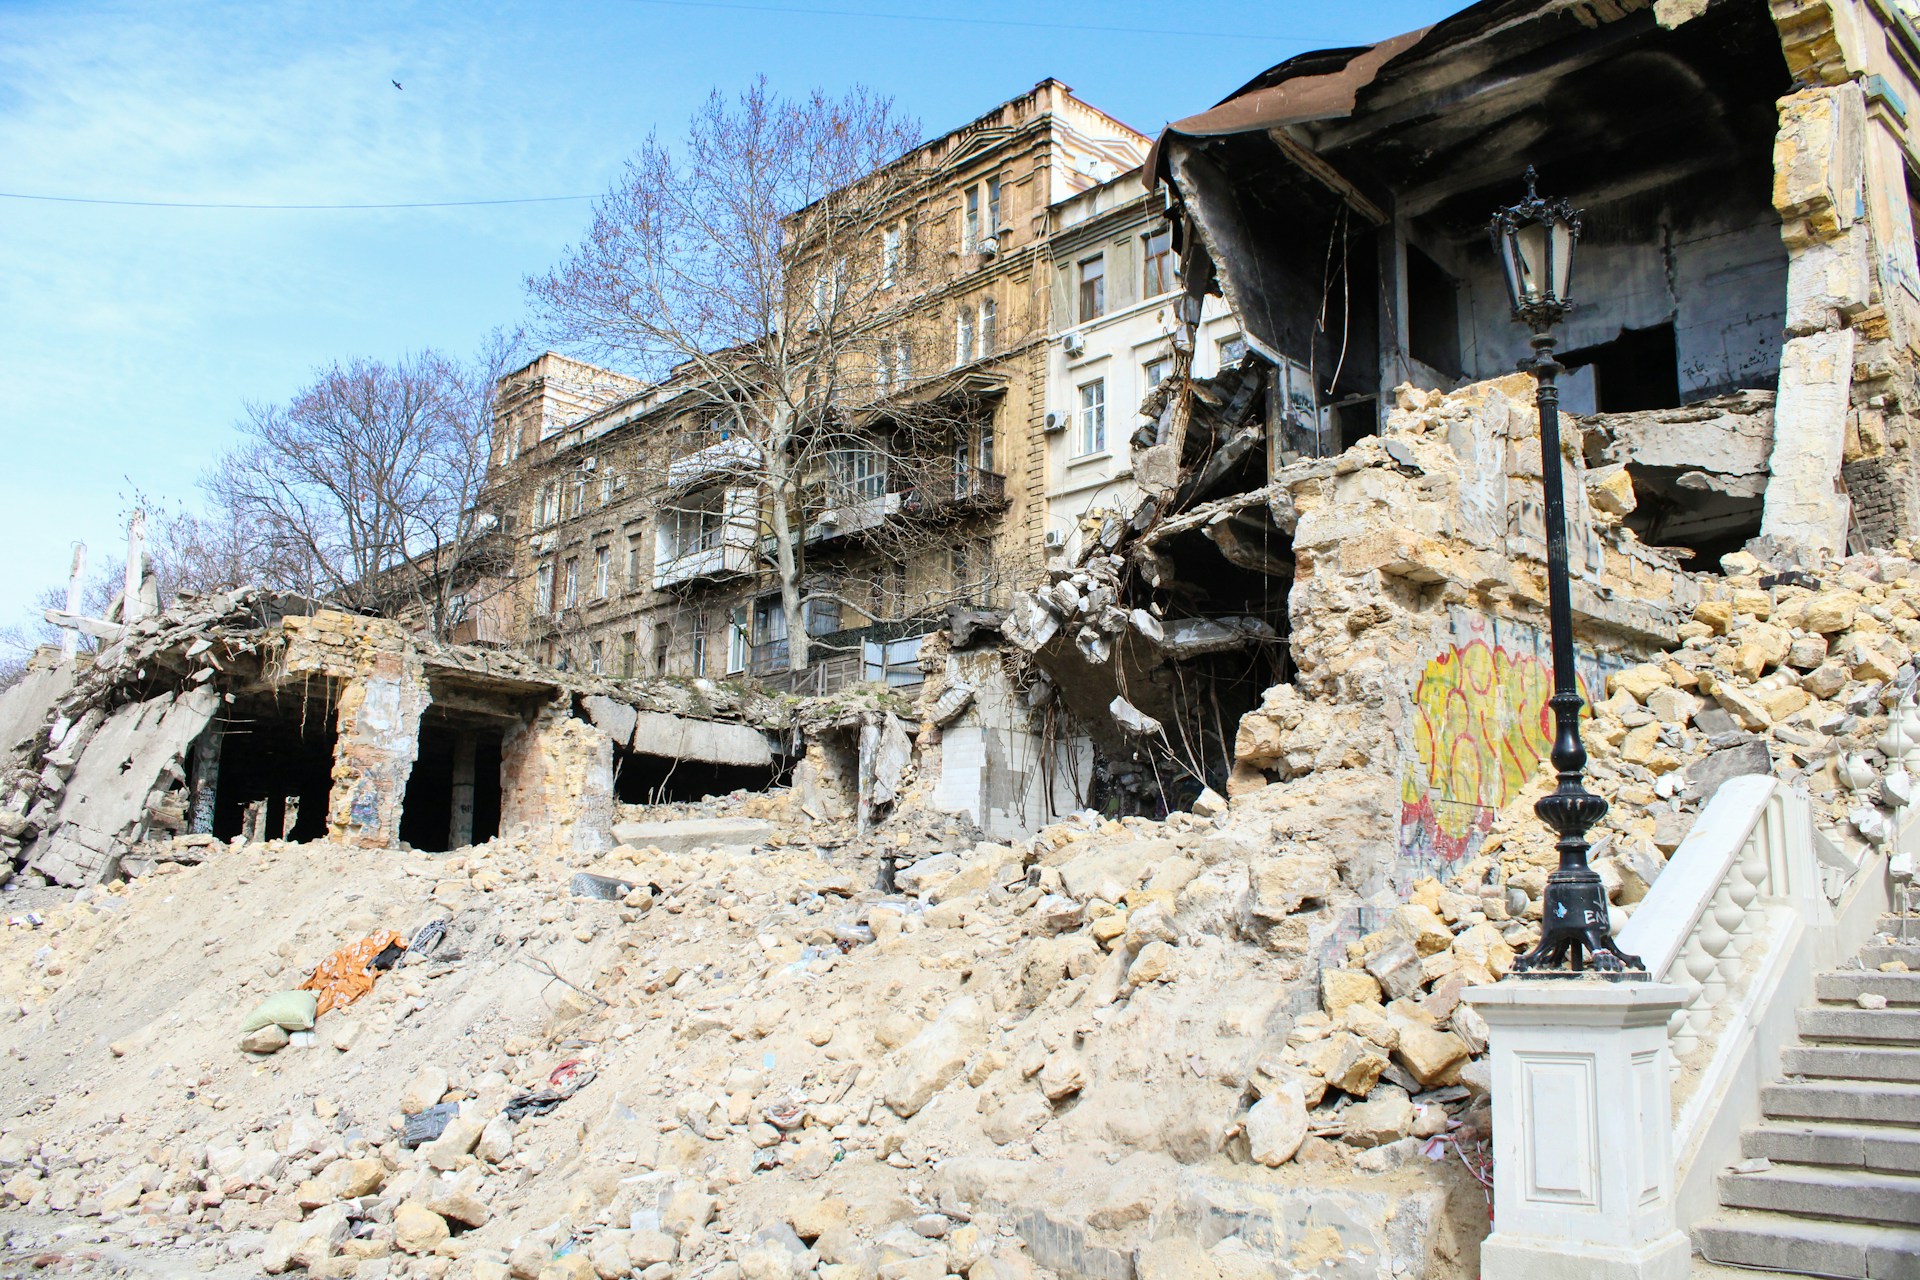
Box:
1399;639;1598;863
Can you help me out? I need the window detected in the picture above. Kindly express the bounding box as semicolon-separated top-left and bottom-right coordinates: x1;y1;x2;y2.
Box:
627;536;645;590
727;605;749;674
805;595;841;636
1144;355;1173;389
589;640;604;675
563;558;579;609
1218;334;1248;366
600;472;616;506
1077;379;1107;456
882;225;901;288
956;307;976;366
986;176;1002;236
567;475;587;519
876;345;896;394
896;338;913;383
535;562;555;615
651;623;670;676
833;447;887;502
538;483;557;527
980;298;997;353
620;632;636;678
1143;226;1174;297
965;185;981;251
663;489;725;560
594;546;610;598
690;613;707;677
1079;255;1105;322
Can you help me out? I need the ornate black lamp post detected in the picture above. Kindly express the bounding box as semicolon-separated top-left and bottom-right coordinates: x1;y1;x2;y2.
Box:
1490;168;1645;975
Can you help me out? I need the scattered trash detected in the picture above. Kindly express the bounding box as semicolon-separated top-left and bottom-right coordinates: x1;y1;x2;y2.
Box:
570;871;640;900
402;1102;459;1147
240;989;318;1034
504;1063;597;1121
298;930;405;1015
408;918;448;957
1728;1157;1773;1175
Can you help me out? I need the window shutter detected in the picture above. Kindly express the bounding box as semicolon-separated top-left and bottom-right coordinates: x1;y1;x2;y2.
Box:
1107;235;1138;311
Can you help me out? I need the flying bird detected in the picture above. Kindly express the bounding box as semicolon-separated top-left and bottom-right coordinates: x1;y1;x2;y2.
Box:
392;80;403;90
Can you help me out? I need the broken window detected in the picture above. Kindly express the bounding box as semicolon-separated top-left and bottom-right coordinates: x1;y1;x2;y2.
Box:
1406;245;1462;378
621;632;636;678
690;612;708;677
651;622;671;675
1560;322;1681;413
661;488;725;562
1079;254;1106;322
1143;225;1174;297
1217;334;1247;367
1077;379;1107;455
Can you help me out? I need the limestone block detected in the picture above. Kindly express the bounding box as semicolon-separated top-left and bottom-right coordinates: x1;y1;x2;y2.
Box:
1340;1087;1414;1147
1607;664;1674;703
1248;850;1338;921
1306;1032;1388;1097
1320;969;1382;1017
393;1202;450;1254
884;995;986;1117
1394;1025;1470;1087
1246;1080;1309;1166
399;1064;450;1115
1761;330;1856;557
610;816;773;853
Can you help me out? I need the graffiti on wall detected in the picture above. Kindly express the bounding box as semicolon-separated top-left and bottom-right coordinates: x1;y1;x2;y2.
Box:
1397;610;1623;877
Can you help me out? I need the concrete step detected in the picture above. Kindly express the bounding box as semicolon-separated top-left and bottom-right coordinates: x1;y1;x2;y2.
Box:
1744;1123;1920;1175
1875;915;1920;937
1696;1209;1920;1279
1785;1044;1920;1084
1798;1005;1920;1043
1818;971;1920;1005
1762;1079;1920;1127
1863;943;1920;971
1717;1163;1920;1226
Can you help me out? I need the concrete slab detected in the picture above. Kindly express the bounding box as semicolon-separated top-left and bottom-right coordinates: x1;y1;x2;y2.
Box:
628;709;772;768
610;816;773;853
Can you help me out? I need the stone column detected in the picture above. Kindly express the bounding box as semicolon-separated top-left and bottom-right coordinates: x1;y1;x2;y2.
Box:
1462;982;1690;1280
448;732;477;849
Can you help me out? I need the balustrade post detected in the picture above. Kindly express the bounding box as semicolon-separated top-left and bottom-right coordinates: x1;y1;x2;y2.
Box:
1463;982;1691;1280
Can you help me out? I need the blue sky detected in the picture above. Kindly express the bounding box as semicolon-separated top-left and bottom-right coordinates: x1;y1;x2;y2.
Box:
0;0;1456;627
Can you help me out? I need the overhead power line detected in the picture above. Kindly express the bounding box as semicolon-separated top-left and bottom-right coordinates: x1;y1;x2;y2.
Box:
0;192;597;210
618;0;1326;41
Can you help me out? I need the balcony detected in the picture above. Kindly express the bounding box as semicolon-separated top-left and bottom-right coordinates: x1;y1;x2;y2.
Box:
652;535;756;589
803;466;1007;544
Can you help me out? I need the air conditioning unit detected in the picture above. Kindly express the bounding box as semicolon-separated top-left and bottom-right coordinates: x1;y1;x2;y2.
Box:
1062;332;1086;357
1043;529;1067;550
980;235;999;257
583;456;597;472
1043;412;1066;434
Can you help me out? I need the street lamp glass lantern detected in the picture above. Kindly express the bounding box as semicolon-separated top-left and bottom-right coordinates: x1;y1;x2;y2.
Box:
1490;166;1580;326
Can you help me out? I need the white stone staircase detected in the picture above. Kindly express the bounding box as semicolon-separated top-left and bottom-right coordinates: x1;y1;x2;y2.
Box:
1694;915;1920;1278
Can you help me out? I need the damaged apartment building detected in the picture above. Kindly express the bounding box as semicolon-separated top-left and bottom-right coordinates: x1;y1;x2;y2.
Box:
935;0;1920;841
0;591;787;887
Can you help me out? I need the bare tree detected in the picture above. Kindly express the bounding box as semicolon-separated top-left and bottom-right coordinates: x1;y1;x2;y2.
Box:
530;79;1014;671
204;332;525;639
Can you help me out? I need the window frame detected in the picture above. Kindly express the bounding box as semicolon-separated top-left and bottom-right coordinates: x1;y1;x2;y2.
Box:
1143;225;1174;297
563;557;579;609
535;562;554;615
1076;378;1108;457
1078;254;1106;323
956;306;976;366
980;297;997;353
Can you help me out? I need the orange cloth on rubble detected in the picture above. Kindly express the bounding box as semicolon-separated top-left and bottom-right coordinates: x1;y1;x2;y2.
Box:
298;930;404;1017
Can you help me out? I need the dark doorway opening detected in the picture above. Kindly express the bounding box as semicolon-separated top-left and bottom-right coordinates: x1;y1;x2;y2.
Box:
213;689;338;842
399;709;504;852
1407;245;1463;378
1561;323;1680;412
612;749;782;805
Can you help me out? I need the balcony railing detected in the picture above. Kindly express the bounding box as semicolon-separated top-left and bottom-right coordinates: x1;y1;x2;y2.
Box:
652;534;756;589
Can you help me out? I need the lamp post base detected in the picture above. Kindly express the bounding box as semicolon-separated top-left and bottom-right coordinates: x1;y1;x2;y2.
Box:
1513;870;1646;975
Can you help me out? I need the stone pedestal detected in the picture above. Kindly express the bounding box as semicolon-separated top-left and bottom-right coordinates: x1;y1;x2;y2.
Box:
1462;982;1690;1280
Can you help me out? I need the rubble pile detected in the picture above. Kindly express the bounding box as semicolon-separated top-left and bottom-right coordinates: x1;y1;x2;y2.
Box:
1455;543;1920;927
0;588;300;874
0;766;1492;1280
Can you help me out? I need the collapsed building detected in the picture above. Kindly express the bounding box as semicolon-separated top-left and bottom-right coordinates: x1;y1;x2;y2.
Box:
921;0;1920;846
0;594;794;888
